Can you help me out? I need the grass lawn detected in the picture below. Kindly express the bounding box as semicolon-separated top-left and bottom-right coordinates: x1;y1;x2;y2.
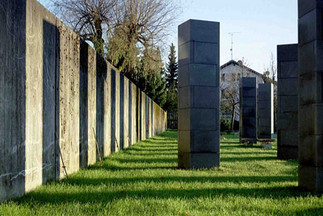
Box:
0;130;322;216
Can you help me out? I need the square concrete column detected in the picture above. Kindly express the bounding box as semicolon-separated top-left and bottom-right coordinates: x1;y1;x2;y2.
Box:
240;77;257;143
298;0;323;193
257;83;274;139
277;44;298;160
178;19;220;169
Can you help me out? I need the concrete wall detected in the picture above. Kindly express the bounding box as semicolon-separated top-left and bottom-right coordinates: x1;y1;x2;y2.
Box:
277;44;298;160
0;0;167;202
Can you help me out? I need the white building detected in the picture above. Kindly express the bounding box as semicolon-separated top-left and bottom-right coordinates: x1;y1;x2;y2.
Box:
220;60;265;88
220;60;265;123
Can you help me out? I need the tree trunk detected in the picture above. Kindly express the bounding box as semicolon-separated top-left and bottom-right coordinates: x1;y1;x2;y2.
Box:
231;105;235;132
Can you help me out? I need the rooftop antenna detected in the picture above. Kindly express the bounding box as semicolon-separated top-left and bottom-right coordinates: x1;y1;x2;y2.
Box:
229;32;241;60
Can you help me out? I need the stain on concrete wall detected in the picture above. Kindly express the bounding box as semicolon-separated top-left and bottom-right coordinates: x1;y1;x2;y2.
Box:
0;0;167;203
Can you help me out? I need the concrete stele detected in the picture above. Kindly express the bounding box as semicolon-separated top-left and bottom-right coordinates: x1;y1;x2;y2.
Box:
240;77;257;143
257;83;274;139
178;19;220;169
277;44;298;160
298;0;323;193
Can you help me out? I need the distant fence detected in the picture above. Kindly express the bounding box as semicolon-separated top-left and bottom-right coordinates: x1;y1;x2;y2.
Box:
167;112;178;129
0;0;167;203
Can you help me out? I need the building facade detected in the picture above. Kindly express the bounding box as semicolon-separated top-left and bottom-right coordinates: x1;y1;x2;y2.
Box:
220;60;265;123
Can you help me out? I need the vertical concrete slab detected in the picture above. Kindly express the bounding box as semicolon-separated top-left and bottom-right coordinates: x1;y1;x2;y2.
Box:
25;0;44;192
298;0;323;193
111;68;116;152
56;16;81;179
87;46;97;164
0;0;26;202
120;74;125;149
257;83;274;139
277;44;298;160
141;92;146;140
178;19;220;169
111;67;120;152
128;80;133;146
103;60;111;157
115;70;120;151
131;83;137;145
96;54;106;161
136;87;141;142
145;96;150;139
43;19;60;182
240;77;257;143
151;99;154;136
123;76;130;148
79;41;89;169
63;22;80;177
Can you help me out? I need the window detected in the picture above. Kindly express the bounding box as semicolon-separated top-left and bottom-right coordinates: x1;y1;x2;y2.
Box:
222;74;225;82
231;74;236;81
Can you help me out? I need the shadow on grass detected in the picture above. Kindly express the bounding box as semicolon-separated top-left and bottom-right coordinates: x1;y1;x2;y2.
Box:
112;157;177;164
64;175;297;187
18;186;308;205
221;152;276;155
221;156;276;162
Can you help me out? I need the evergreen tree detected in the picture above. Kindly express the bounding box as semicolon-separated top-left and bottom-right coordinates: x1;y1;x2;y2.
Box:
164;86;178;112
166;43;178;89
138;45;167;107
163;43;178;112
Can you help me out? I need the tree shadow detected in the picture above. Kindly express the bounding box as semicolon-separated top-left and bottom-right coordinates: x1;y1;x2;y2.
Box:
17;186;309;205
221;156;276;162
64;175;297;187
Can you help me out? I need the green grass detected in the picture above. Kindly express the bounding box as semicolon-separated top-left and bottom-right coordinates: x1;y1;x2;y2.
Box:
0;130;322;216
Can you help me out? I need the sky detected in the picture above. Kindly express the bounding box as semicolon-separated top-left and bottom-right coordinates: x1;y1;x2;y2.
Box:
38;0;298;73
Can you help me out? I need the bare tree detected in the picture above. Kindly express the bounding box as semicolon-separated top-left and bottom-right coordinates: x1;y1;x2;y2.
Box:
221;80;240;131
51;0;119;57
114;0;177;47
108;0;178;79
264;52;277;82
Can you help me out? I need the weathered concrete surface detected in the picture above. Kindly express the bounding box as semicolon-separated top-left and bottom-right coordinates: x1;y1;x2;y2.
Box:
146;97;153;139
178;19;220;169
131;83;137;145
298;0;323;193
240;77;257;143
277;44;298;160
257;83;274;139
153;101;167;136
111;67;121;153
0;0;167;203
0;0;26;203
141;92;147;140
103;62;111;157
121;75;130;149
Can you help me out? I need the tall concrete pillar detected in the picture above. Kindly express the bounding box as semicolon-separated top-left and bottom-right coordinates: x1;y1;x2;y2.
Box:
178;19;220;169
277;44;298;160
298;0;323;192
257;83;274;139
240;77;257;143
